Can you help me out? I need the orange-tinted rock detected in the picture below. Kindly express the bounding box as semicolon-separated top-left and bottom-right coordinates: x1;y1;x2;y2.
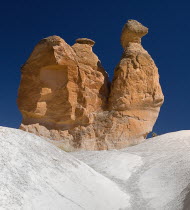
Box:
18;20;164;151
109;20;164;142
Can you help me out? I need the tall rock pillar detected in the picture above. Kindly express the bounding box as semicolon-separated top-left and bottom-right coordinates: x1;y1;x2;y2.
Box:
109;20;164;143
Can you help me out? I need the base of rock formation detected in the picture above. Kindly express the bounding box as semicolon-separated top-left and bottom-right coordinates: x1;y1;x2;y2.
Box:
20;108;159;151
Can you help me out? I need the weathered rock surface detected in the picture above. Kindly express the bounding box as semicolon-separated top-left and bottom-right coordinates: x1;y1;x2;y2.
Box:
0;126;129;209
1;127;190;209
109;19;164;142
72;131;190;210
18;20;164;151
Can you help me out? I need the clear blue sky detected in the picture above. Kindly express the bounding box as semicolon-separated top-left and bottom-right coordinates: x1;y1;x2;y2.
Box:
0;0;189;135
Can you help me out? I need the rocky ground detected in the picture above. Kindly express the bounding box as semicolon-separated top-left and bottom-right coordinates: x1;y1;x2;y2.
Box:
0;126;190;209
73;131;190;209
0;127;129;210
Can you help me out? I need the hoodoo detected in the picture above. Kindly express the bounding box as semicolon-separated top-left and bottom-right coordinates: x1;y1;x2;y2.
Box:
17;20;164;151
109;20;164;143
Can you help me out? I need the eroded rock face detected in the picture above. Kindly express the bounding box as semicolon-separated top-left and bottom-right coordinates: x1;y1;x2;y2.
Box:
18;20;164;151
109;19;164;141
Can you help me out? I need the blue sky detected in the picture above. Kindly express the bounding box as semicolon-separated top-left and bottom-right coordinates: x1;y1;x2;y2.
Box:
0;0;189;135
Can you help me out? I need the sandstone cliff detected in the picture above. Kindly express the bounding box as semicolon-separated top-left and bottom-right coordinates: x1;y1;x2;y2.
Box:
17;20;164;151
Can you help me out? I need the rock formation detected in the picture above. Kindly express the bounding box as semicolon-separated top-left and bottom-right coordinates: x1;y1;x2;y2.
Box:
17;20;164;151
109;20;164;142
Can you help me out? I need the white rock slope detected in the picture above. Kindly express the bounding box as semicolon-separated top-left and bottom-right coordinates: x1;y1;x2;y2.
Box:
1;126;190;210
0;126;129;210
73;131;190;210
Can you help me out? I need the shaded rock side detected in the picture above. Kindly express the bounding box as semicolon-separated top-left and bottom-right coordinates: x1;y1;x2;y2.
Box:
18;20;164;151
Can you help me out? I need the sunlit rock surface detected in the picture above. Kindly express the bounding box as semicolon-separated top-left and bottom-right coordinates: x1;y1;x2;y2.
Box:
1;126;190;209
0;126;129;210
72;131;190;210
18;20;164;151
